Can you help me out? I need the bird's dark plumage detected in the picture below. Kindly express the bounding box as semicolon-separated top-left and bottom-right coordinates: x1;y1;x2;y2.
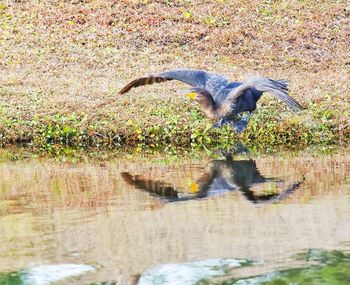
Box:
119;69;303;133
119;70;229;96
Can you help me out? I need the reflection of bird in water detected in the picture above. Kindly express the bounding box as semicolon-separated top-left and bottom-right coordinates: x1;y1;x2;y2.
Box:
119;69;303;133
121;159;303;204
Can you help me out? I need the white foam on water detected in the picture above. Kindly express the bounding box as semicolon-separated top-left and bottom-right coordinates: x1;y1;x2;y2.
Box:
21;264;95;285
139;258;245;285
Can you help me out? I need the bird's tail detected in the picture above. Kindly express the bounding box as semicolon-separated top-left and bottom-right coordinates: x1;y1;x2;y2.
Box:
275;79;289;89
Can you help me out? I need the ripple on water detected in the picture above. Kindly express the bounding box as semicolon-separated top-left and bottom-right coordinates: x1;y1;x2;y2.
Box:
0;151;349;283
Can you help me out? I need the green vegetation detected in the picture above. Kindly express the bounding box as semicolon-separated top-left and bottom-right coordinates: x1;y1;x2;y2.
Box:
215;250;350;285
0;98;347;152
0;0;349;151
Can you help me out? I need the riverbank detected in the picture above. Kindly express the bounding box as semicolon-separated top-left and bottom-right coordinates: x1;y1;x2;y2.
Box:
1;1;349;150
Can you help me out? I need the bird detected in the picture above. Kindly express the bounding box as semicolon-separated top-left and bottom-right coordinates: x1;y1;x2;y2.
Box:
119;69;303;133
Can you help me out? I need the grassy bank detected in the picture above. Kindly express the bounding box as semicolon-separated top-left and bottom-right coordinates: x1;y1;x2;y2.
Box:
0;0;349;150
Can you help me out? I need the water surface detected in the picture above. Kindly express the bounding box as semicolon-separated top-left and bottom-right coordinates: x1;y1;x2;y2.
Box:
0;151;349;284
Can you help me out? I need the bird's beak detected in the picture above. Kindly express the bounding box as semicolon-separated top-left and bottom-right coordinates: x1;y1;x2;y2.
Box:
189;182;199;193
186;92;197;100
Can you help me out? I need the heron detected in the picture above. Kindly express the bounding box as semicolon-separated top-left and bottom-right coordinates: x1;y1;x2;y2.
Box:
119;69;303;133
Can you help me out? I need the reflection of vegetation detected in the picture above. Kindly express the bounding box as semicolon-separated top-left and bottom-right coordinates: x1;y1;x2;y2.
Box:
0;271;22;285
214;250;350;285
0;264;95;285
88;250;349;285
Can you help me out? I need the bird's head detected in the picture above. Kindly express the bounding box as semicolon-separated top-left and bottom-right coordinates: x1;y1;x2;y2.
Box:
185;89;218;119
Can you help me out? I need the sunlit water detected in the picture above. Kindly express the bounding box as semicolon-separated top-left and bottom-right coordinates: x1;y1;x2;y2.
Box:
0;150;349;284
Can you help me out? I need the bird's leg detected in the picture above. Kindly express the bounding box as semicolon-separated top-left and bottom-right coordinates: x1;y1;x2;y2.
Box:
213;112;252;133
213;114;240;128
217;143;251;160
212;118;225;128
234;142;252;160
232;112;252;134
217;149;233;160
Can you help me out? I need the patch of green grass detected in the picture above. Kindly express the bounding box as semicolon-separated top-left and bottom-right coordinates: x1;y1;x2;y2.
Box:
0;97;347;151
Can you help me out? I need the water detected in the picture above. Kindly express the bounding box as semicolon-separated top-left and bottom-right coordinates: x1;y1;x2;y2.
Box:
0;150;349;284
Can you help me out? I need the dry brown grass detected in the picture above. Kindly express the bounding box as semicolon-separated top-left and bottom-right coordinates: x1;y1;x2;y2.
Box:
0;0;349;148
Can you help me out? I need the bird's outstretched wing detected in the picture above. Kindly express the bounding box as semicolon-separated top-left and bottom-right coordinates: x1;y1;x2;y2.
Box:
226;76;302;111
119;69;229;96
